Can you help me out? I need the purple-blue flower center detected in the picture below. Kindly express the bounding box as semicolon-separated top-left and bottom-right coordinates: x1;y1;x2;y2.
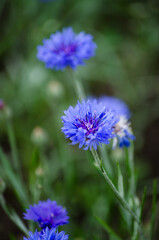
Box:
75;111;105;135
39;220;52;229
53;44;77;55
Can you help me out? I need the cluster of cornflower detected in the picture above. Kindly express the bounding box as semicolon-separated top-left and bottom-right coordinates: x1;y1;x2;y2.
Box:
37;27;135;150
23;199;69;240
21;27;135;240
61;97;135;150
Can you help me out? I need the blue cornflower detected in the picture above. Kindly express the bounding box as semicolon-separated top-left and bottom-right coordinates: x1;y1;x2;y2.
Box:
113;116;135;148
23;199;69;229
37;27;96;70
61;99;119;150
99;96;135;148
23;227;69;240
99;96;131;119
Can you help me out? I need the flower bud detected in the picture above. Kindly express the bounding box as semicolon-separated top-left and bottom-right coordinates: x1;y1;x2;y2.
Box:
35;167;44;177
47;80;63;98
31;126;48;147
37;184;43;189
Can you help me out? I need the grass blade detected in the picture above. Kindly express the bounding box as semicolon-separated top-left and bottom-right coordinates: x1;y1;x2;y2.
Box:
0;147;29;205
139;187;147;223
0;194;28;235
150;179;157;240
116;161;124;198
94;215;122;240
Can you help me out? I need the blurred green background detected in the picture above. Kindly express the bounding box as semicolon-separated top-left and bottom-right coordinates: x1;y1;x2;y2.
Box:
0;0;159;239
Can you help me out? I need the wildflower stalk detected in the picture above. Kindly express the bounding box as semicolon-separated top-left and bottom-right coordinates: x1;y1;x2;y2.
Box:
69;66;146;239
0;194;29;235
150;179;157;240
91;148;138;221
125;144;135;197
6;119;21;176
125;144;139;239
68;69;85;101
91;148;146;239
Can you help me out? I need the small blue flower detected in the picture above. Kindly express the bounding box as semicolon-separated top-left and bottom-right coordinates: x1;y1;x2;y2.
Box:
23;227;69;240
23;199;69;229
99;96;135;148
37;27;97;70
113;116;135;148
99;96;131;119
61;99;119;150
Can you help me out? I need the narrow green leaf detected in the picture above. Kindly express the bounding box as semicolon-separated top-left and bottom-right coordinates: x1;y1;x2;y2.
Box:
139;187;147;223
94;215;122;240
132;222;138;240
125;145;135;196
116;161;124;198
0;147;28;205
10;209;29;235
0;194;10;215
0;195;28;235
6;120;20;174
150;179;157;240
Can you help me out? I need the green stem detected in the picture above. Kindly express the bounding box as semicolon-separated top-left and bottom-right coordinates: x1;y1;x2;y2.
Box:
150;179;157;240
125;145;135;197
100;145;113;177
6;120;21;175
68;68;85;101
125;145;136;236
68;64;146;239
132;221;138;240
91;148;138;223
91;148;146;239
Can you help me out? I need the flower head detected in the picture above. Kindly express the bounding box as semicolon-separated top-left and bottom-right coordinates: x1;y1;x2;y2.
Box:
23;227;69;240
23;199;69;229
99;96;135;148
61;99;119;150
113;116;135;148
37;27;96;70
99;96;131;119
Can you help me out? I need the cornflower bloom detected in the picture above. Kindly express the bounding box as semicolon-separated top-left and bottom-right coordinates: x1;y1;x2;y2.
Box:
37;27;96;70
99;96;131;119
24;227;69;240
0;99;4;110
23;199;69;229
61;99;119;150
99;96;135;148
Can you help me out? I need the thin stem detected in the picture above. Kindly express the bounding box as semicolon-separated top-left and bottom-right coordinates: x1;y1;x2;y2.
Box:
91;148;146;239
68;65;146;239
125;145;141;239
150;179;157;240
68;68;85;101
6;120;21;175
132;222;138;240
100;145;113;177
91;148;139;223
125;145;135;197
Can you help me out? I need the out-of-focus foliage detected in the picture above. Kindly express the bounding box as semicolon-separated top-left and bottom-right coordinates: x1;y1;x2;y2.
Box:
0;0;159;239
